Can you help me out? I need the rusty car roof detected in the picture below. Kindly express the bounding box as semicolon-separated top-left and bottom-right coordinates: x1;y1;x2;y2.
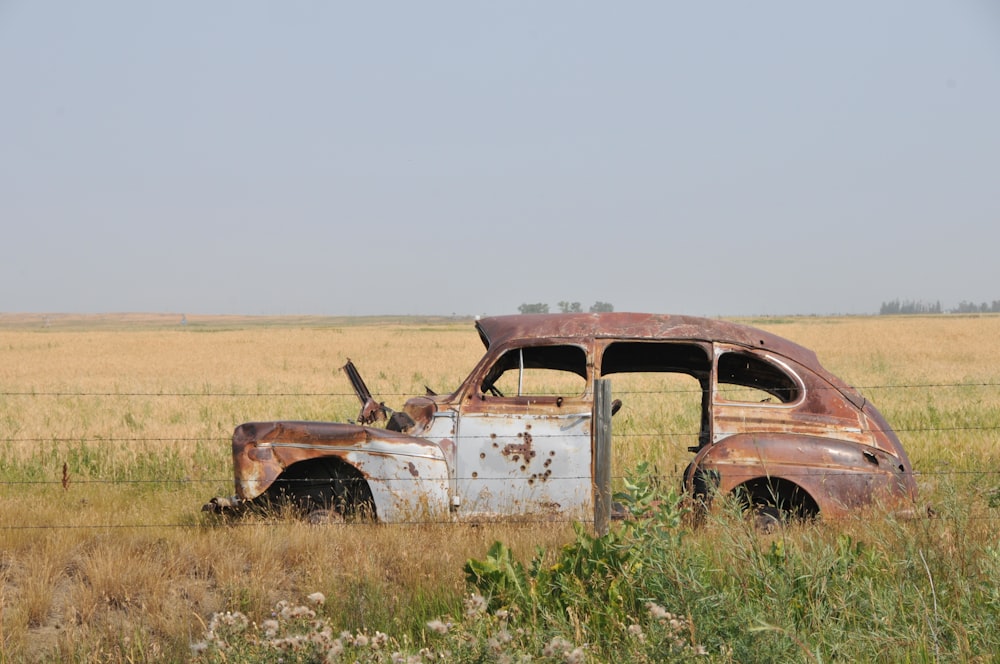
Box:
475;313;823;369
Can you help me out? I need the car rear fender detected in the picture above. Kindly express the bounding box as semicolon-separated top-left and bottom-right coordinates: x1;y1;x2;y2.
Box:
686;432;915;518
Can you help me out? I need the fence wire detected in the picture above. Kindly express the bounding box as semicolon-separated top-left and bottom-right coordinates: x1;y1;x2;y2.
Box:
3;381;1000;398
2;382;998;530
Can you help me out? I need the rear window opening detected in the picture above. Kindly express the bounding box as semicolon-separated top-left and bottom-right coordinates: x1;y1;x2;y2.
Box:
716;351;800;404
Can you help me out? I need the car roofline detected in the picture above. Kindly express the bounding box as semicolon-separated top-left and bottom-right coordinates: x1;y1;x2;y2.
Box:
475;312;822;373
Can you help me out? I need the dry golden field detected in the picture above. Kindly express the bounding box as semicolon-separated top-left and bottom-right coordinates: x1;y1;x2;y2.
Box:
1;313;999;661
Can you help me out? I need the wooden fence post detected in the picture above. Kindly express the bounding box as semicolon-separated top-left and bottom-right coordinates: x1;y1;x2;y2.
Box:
594;378;612;536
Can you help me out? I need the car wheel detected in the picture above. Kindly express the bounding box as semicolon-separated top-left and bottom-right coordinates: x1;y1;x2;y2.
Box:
266;459;377;522
306;508;346;525
752;504;784;533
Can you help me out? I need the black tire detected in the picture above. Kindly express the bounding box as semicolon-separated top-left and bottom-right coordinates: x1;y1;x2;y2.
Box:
752;504;784;533
734;478;817;531
305;508;346;525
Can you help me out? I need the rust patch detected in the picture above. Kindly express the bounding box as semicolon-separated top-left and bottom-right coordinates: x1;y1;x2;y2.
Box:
407;461;419;477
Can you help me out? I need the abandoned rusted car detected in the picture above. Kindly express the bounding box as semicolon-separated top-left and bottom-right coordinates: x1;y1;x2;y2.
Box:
205;313;917;524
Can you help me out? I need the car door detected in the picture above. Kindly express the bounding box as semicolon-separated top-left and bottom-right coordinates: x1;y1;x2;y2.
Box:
453;343;592;519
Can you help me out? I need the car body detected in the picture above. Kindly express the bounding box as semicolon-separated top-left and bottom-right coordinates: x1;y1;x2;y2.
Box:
206;313;917;523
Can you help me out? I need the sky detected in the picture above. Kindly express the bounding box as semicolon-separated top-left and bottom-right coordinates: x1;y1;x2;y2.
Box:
2;1;999;318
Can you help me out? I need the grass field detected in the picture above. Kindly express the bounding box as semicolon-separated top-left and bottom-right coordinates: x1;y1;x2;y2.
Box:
1;313;999;662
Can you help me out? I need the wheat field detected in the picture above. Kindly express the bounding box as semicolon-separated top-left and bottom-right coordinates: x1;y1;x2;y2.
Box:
1;313;999;661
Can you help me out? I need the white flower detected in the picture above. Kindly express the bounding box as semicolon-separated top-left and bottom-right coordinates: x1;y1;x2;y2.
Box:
542;636;572;657
645;601;670;620
262;619;280;639
288;605;316;619
308;592;326;606
426;619;450;634
464;593;487;617
324;639;345;662
311;628;335;649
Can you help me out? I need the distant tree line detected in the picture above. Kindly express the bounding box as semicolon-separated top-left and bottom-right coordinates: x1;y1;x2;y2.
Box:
953;300;1000;314
879;299;1000;315
879;299;943;315
518;302;614;314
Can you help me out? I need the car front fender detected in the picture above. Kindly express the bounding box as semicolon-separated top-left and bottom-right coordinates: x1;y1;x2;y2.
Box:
232;420;452;522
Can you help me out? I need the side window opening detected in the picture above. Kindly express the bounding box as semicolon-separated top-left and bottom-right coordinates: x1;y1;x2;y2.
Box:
600;342;712;461
716;351;800;404
480;345;587;398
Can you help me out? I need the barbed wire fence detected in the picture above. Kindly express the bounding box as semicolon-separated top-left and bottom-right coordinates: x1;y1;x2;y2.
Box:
1;381;998;531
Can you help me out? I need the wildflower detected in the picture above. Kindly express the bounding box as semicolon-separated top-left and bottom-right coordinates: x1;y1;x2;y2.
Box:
262;619;280;639
286;604;316;620
190;641;209;657
311;628;335;649
542;636;573;657
627;624;645;642
208;610;249;633
372;631;389;649
354;632;370;648
645;602;670;621
308;592;326;606
564;646;586;664
426;619;450;634
692;644;708;656
392;655;422;664
464;593;487;617
324;639;345;661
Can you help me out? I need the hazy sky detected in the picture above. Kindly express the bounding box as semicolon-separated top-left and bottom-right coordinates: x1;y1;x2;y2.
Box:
3;2;998;317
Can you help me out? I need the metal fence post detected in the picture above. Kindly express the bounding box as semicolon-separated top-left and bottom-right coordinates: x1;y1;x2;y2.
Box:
594;378;612;536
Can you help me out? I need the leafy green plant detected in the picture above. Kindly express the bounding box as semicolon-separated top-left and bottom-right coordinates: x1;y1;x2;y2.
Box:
464;464;705;658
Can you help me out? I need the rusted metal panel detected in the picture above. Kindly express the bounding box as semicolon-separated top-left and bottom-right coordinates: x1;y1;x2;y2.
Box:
689;433;914;518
